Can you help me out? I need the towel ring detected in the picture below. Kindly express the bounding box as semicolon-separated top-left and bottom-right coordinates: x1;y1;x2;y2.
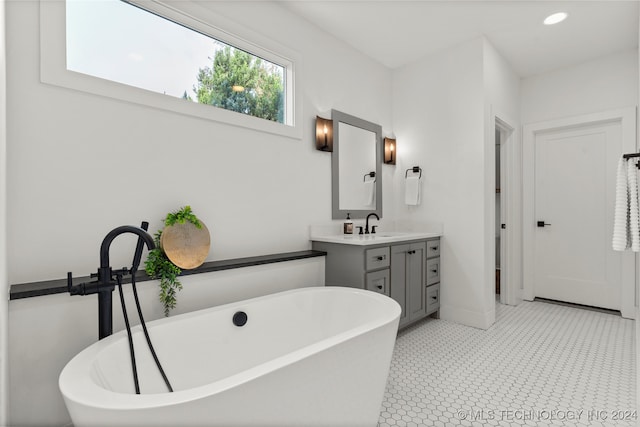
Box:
363;171;376;182
405;166;422;179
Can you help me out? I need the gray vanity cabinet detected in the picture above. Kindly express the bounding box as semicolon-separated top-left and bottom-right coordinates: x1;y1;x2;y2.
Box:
391;242;426;327
312;236;441;330
312;242;390;291
425;239;441;317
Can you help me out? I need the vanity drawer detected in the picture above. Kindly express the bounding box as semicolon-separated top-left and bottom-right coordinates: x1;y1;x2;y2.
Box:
366;247;390;271
426;283;440;314
426;257;440;285
426;239;440;258
366;269;390;296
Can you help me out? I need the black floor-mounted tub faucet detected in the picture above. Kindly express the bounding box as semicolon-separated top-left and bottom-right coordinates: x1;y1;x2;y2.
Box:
67;223;155;340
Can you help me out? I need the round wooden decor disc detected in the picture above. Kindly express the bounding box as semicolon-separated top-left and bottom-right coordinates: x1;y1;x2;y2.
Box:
160;221;210;269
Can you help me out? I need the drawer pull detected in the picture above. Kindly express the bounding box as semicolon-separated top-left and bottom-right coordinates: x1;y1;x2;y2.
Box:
376;255;386;261
431;269;438;273
430;246;438;250
377;285;383;290
431;296;437;300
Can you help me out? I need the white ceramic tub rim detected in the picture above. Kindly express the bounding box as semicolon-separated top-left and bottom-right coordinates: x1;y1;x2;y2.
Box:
59;286;400;410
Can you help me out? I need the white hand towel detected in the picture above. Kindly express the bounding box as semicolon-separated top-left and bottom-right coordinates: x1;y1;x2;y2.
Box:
627;158;640;252
405;176;421;206
364;179;376;206
612;157;629;250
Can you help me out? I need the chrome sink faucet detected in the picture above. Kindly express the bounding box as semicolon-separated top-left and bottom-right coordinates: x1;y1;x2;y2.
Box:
365;213;380;234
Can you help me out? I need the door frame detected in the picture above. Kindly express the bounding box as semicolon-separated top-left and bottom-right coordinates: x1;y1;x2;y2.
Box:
495;115;520;306
522;108;636;319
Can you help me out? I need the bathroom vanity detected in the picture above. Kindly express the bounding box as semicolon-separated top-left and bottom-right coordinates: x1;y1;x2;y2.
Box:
311;232;441;329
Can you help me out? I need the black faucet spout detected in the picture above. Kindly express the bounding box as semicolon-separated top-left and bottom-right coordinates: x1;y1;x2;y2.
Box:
100;225;155;269
96;225;155;339
365;213;380;234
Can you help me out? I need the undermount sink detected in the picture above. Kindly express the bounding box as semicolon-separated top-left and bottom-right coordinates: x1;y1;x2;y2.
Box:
374;232;411;237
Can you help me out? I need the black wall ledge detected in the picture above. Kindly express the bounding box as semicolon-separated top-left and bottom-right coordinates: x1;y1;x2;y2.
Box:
10;250;326;300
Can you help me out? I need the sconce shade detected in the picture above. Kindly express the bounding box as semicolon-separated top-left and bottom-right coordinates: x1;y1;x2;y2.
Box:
384;137;396;165
316;116;333;152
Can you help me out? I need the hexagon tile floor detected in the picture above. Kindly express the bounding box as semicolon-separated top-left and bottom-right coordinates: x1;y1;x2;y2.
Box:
378;300;636;427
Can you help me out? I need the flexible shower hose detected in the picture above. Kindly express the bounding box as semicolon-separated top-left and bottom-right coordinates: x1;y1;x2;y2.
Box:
117;221;174;394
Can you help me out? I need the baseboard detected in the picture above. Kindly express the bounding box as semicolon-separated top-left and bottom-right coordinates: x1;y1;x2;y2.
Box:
439;304;495;330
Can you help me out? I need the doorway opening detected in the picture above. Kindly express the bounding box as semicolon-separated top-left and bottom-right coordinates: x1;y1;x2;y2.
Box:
495;115;516;306
495;127;501;298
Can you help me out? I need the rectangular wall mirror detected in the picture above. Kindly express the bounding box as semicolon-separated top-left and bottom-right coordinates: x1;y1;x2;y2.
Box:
331;109;382;219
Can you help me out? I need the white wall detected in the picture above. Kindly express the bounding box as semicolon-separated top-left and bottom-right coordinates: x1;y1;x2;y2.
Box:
521;49;638;125
6;0;393;285
6;1;391;425
0;0;8;424
392;38;491;328
391;37;520;329
482;39;521;312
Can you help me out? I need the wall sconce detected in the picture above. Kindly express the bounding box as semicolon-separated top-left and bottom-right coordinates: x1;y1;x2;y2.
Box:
384;137;396;165
315;116;333;152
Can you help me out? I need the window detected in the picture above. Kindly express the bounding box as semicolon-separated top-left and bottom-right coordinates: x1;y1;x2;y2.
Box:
41;0;300;138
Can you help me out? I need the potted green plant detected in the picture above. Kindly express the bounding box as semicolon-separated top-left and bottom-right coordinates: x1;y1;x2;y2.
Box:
145;206;209;316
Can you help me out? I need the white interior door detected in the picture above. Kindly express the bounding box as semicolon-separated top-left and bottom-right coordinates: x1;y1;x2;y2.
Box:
533;120;621;309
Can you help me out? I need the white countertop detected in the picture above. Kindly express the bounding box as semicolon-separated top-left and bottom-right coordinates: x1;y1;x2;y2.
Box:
310;231;442;246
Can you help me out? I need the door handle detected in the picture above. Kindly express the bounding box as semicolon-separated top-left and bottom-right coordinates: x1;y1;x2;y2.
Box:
537;221;551;227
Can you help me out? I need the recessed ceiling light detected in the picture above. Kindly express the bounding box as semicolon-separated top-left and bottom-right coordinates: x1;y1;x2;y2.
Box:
544;12;568;25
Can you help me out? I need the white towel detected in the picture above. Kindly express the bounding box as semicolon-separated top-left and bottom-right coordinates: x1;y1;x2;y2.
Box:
405;176;421;205
364;179;375;206
612;157;640;251
612;157;629;250
628;158;640;251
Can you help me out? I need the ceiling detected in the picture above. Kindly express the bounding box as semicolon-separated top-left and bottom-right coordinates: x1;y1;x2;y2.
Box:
280;1;639;77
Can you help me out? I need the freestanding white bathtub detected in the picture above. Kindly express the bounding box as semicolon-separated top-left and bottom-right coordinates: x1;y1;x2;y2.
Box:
59;286;401;427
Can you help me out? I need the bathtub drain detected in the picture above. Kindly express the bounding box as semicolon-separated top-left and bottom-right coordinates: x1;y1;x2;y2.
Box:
233;311;248;327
